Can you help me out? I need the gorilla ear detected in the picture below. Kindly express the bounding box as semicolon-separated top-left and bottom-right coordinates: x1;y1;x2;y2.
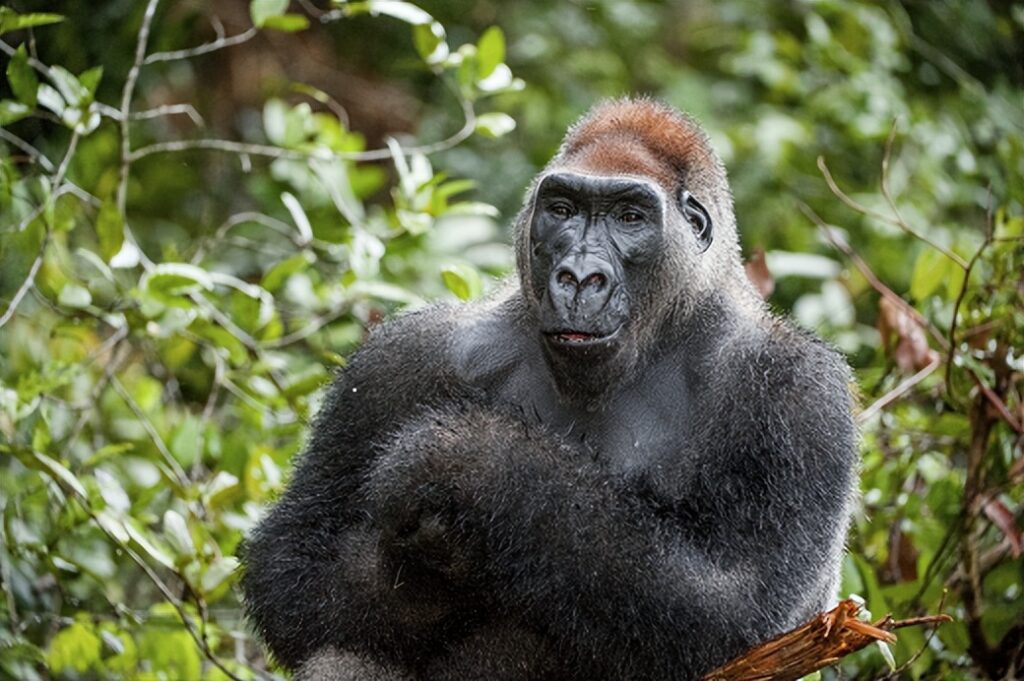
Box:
679;190;713;253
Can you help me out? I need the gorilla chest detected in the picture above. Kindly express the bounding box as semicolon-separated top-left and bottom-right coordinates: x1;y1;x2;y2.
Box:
495;358;693;478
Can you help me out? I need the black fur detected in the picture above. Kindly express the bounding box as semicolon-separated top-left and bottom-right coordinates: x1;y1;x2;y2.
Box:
241;99;858;680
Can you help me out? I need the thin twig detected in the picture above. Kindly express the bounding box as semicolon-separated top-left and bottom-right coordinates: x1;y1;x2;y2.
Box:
194;350;225;477
65;330;130;446
265;304;353;349
110;376;190;489
131;103;205;127
0;131;81;330
800;204;949;351
858;355;941;423
0;238;47;330
945;192;996;402
115;0;161;273
190;212;298;264
130;98;477;163
817;155;967;269
0;127;54;171
144;26;258;64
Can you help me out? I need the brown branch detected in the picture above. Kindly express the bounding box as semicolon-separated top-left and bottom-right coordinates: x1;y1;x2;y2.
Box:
817;154;967;269
801;204;1022;434
702;599;952;681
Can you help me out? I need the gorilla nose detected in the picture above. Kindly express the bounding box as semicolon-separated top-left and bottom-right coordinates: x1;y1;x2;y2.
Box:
550;260;612;314
555;269;607;291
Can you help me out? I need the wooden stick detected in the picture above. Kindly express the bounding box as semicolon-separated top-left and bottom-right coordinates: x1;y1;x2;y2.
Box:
701;599;952;681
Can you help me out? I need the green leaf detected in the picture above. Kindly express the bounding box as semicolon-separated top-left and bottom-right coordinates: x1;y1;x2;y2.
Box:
262;252;314;292
58;283;92;308
124;519;175;570
262;98;287;145
95;199;124;262
46;621;101;674
0;8;64;36
0;99;31;125
909;247;948;301
169;416;201;468
281;191;314;244
141;262;214;300
412;22;448;65
345;1;433;25
78;66;103;96
163;510;196;562
35;83;64;116
48;65;89;108
945;259;967;301
7;44;38;108
32;451;86;498
476;26;505;79
250;0;289;28
262;13;309;32
475;112;516;138
138;615;201;681
441;263;482;300
201;556;240;595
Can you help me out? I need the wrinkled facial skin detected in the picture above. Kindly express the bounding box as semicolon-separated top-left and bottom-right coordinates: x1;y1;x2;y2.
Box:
529;172;664;363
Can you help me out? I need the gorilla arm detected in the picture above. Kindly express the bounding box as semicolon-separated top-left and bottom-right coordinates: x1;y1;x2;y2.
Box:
365;336;858;679
240;308;482;674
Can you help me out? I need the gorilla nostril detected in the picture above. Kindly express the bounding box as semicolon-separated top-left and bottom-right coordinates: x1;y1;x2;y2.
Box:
557;271;577;286
583;273;606;289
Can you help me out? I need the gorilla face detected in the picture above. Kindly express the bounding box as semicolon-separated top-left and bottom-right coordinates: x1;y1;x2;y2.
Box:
528;173;665;395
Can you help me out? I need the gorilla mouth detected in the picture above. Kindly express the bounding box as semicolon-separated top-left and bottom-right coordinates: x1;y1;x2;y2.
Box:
546;328;620;346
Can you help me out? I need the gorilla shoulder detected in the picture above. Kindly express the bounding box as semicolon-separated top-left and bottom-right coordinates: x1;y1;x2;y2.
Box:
712;313;856;466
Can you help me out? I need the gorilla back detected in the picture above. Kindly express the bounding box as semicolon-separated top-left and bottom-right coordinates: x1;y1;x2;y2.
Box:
241;98;858;681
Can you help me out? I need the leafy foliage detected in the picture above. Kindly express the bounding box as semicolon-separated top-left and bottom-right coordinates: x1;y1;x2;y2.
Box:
1;1;1021;679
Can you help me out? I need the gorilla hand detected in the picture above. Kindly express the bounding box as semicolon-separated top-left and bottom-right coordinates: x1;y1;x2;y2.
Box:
363;408;502;587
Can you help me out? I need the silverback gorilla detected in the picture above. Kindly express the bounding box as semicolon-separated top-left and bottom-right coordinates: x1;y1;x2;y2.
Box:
241;98;858;680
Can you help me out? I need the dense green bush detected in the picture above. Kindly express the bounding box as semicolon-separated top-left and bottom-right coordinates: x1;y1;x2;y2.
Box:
1;1;1021;679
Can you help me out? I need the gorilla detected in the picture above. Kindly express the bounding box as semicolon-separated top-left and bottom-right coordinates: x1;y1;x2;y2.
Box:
241;98;858;680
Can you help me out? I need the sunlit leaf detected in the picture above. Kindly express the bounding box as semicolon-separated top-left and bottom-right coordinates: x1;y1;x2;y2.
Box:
95;199;124;262
46;621;101;674
441;263;482;300
57;283;91;308
262;13;310;32
250;0;289;28
0;8;64;36
345;1;433;25
201;556;240;594
476;26;505;79
413;22;448;65
910;247;949;301
141;262;214;299
475;112;516;138
163;510;196;561
0;99;31;125
48;65;90;108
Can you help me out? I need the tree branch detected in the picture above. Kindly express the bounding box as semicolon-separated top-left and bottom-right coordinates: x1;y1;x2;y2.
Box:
143;25;258;64
702;599;951;681
817;154;967;269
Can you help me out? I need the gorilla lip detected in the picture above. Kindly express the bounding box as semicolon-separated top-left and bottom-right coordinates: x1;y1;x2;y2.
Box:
546;329;618;346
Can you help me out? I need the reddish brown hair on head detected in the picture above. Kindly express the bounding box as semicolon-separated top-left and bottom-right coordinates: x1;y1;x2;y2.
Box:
556;98;719;191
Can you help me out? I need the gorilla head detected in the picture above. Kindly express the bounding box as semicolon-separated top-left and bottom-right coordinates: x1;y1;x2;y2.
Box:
515;99;757;405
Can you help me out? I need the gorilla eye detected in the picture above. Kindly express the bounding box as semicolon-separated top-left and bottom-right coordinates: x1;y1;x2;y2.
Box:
549;203;573;220
620;210;644;224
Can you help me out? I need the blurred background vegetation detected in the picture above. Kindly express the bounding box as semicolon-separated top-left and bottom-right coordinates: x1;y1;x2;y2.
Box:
0;0;1021;679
